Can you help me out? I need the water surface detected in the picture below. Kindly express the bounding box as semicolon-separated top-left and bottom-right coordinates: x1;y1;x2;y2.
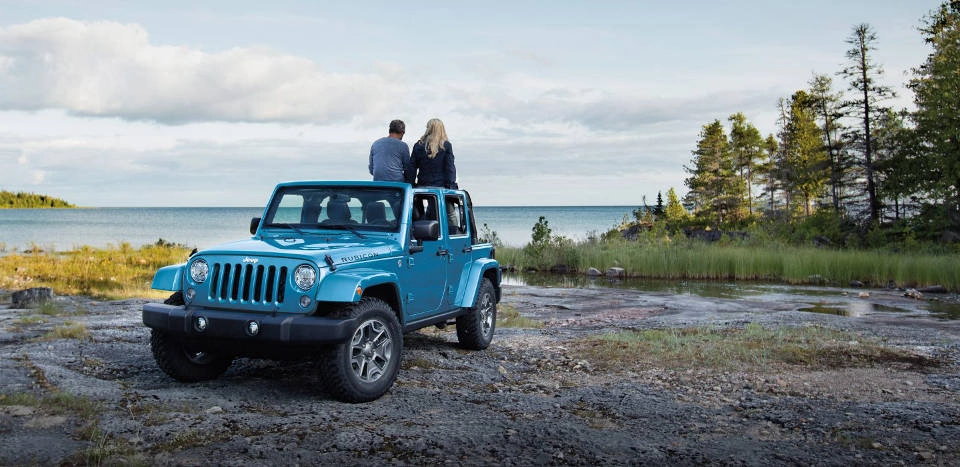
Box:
505;273;960;321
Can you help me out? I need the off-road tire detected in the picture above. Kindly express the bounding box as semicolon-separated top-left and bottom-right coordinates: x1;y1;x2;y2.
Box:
320;298;402;403
164;291;185;305
150;330;233;382
456;278;497;350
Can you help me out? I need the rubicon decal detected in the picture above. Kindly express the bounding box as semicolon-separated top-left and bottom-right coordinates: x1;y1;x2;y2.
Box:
338;247;392;263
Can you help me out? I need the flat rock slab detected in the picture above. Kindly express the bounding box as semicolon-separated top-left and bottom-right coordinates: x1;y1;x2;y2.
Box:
11;287;54;308
0;286;957;465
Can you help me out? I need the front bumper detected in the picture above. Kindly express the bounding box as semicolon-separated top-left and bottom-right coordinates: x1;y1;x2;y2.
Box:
143;303;355;345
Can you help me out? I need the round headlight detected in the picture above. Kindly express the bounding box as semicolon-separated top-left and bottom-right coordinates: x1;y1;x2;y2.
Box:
294;264;316;290
190;258;208;283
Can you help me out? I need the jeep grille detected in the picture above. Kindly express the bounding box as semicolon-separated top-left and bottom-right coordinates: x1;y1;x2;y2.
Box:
208;262;287;304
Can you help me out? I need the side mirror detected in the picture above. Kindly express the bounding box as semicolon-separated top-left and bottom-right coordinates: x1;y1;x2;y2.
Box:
412;220;440;241
250;217;261;235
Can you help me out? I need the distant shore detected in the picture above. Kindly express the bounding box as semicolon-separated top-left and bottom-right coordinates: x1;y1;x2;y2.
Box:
0;191;75;209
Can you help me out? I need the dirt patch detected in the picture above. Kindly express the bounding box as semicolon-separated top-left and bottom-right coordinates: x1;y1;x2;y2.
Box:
1;286;958;465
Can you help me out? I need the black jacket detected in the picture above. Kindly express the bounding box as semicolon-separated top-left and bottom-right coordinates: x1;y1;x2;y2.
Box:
411;140;457;188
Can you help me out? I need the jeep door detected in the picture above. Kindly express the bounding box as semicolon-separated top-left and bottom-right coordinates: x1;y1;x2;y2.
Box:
442;193;471;308
406;193;447;319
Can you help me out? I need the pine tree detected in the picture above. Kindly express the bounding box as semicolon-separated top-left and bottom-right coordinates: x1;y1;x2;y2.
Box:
873;109;913;220
756;134;779;214
839;23;894;224
808;74;849;213
728;113;765;216
908;1;960;233
663;187;690;227
783;91;830;217
684;120;744;225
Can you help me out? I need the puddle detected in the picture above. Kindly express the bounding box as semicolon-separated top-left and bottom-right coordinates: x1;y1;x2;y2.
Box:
798;302;911;318
927;301;960;320
502;273;772;299
504;273;958;320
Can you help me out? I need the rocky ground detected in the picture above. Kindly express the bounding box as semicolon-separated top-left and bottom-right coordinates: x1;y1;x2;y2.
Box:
1;284;958;465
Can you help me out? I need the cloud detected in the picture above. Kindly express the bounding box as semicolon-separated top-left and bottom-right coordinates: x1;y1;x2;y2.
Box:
0;18;399;124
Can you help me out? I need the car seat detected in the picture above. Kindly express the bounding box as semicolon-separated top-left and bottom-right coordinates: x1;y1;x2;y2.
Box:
324;200;352;224
364;202;388;225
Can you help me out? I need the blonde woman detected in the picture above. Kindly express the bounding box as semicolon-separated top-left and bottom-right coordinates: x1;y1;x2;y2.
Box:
411;118;457;189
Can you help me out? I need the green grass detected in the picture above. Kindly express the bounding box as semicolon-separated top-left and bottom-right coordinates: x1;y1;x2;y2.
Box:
497;241;960;291
572;323;943;371
14;315;48;325
0;390;101;420
0;242;193;300
497;303;544;328
38;322;91;341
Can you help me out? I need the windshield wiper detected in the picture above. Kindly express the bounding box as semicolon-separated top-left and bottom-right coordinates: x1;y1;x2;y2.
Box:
263;223;310;236
321;224;366;239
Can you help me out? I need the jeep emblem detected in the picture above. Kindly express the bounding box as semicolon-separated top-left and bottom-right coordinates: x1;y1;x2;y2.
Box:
242;257;258;264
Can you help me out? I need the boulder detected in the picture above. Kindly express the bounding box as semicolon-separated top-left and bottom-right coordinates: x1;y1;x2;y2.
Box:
849;280;865;288
549;264;571;274
12;287;54;308
917;285;948;294
605;267;625;278
585;267;602;277
904;289;923;299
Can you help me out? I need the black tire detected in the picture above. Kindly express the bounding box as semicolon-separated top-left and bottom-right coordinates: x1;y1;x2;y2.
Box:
456;278;497;350
150;330;233;382
164;291;185;305
319;298;403;403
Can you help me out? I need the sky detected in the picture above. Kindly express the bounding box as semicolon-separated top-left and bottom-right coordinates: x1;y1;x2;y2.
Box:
0;0;946;207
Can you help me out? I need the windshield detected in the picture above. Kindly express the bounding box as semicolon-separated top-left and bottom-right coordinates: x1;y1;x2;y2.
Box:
263;186;404;233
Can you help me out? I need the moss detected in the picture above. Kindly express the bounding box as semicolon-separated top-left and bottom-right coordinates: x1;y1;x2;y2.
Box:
497;304;543;329
571;323;944;371
38;322;90;342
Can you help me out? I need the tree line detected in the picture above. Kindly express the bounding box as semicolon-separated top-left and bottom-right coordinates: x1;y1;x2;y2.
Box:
672;1;960;246
1;190;75;208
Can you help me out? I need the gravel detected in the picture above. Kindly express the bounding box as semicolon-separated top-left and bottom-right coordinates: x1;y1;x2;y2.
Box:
1;285;958;465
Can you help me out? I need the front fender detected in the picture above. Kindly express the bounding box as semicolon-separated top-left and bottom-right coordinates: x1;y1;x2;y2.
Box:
455;259;501;307
315;268;399;303
151;264;185;291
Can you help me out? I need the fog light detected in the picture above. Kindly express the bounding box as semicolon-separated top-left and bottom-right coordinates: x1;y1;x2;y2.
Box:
194;316;208;332
246;320;260;336
185;288;196;303
300;295;312;308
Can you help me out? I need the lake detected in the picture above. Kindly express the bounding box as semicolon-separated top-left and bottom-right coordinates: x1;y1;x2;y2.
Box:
0;205;637;251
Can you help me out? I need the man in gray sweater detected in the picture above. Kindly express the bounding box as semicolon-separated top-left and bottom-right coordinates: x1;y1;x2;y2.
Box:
369;119;414;184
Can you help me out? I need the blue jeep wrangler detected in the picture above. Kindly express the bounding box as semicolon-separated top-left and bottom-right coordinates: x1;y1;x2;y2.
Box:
142;181;501;402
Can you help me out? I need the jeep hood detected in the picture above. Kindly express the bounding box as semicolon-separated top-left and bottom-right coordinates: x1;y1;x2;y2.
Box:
198;236;403;266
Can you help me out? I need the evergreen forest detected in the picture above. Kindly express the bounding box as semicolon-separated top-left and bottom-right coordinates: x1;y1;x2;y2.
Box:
660;1;960;249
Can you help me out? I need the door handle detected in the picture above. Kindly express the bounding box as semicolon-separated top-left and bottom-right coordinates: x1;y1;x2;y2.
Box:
462;246;473;253
436;248;449;256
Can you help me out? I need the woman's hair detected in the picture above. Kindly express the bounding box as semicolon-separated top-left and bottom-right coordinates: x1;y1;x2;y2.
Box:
419;118;448;159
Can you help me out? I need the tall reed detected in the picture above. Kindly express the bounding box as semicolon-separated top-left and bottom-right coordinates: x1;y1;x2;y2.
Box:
496;241;960;290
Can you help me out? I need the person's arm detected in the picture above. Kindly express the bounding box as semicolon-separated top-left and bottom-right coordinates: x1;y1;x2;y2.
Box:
403;142;415;185
444;142;457;189
369;145;375;176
